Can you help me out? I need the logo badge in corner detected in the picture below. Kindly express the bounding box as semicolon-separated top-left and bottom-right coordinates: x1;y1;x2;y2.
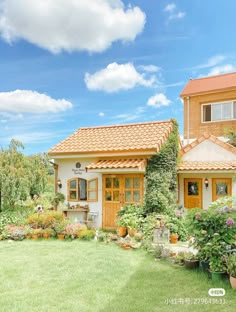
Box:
208;288;225;297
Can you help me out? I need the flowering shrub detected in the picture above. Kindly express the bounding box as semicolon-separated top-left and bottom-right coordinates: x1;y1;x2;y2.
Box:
26;211;65;229
65;223;87;239
4;225;26;240
186;206;236;262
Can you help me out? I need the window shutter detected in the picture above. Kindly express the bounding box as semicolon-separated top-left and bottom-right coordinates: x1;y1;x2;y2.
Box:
87;178;98;202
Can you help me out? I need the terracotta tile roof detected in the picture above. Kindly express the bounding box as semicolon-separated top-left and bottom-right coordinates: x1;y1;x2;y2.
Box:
180;71;236;97
48;120;174;155
86;159;147;170
178;161;236;171
180;133;236;156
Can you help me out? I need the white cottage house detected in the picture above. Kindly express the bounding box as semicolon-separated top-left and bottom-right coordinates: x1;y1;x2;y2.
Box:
48;120;175;229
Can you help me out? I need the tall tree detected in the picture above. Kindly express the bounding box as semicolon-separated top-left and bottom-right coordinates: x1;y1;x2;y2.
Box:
0;139;48;209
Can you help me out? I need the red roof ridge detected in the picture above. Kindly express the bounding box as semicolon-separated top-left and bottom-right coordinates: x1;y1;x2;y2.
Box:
180;71;236;97
181;134;236;156
185;71;236;83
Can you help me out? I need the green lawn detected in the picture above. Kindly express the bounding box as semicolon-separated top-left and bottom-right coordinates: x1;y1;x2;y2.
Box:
0;240;235;312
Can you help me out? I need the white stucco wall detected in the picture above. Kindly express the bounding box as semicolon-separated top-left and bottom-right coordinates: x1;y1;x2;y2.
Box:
182;140;236;161
56;158;102;228
179;173;236;210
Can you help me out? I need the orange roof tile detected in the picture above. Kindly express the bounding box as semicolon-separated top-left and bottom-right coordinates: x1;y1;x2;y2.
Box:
178;161;236;171
86;159;147;170
180;71;236;97
180;133;236;156
48;120;174;155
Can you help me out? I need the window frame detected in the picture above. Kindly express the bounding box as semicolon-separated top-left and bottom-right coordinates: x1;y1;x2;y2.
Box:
67;177;98;202
202;100;236;123
87;178;98;202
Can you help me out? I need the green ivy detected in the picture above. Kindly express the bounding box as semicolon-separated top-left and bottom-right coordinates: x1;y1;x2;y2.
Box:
144;119;179;214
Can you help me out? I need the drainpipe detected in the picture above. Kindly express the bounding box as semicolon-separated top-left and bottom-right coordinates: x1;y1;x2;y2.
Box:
186;96;190;144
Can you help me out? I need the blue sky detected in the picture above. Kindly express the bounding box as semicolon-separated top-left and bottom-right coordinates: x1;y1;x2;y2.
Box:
0;0;236;154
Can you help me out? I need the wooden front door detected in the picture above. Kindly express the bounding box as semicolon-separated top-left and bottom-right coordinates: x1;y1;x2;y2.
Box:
103;174;143;228
212;178;232;202
184;178;202;209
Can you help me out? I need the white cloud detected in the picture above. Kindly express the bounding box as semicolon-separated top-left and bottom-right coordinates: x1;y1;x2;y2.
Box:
164;3;176;13
139;65;160;73
85;62;156;93
207;64;235;76
0;0;145;53
147;93;171;108
196;55;227;69
99;112;105;117
4;131;56;144
0;90;72;113
112;106;146;122
164;3;185;22
168;11;185;21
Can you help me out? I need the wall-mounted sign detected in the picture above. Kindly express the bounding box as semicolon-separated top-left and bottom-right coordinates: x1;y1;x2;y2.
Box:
72;162;85;175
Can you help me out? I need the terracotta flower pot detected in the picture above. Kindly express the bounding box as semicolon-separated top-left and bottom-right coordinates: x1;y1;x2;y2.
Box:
128;228;137;237
43;233;50;239
170;234;178;244
57;234;65;240
230;275;236;289
117;226;127;237
32;234;39;240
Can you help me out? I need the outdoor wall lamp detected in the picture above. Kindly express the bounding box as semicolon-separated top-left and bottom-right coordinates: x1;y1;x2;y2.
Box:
57;179;62;189
204;178;209;189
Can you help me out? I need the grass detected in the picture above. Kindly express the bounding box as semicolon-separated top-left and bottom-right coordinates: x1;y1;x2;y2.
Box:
0;240;235;312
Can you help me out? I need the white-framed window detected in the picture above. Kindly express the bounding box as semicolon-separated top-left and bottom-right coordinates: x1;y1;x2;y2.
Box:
67;178;98;202
202;100;236;122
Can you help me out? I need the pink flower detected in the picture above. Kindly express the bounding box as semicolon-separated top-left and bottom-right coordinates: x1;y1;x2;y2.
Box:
226;217;235;227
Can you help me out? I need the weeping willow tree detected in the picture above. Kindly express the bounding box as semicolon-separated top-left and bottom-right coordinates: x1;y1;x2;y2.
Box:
0;139;48;210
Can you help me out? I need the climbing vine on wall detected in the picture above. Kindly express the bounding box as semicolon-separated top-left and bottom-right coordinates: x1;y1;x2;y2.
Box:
144;119;179;214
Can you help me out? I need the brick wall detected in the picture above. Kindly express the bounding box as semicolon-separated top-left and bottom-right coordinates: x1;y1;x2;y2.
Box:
183;89;236;139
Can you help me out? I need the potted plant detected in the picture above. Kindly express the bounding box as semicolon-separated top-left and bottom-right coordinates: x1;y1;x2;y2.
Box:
226;253;236;289
42;228;52;239
174;251;185;266
116;215;127;237
126;218;138;237
53;221;67;239
184;252;199;269
209;257;227;281
31;229;42;240
24;225;32;239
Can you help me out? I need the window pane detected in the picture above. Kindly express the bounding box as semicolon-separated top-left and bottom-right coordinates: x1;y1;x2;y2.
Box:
216;183;228;196
125;191;132;202
79;179;87;200
188;182;199;196
113;191;119;201
105;191;112;201
134;178;140;188
125;178;132;188
70;191;77;199
70;180;76;189
203;105;211;122
113;178;119;188
133;191;140;202
234;102;236;119
212;104;221;121
88;180;96;189
222;102;232;120
88;191;96;200
106;178;112;188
